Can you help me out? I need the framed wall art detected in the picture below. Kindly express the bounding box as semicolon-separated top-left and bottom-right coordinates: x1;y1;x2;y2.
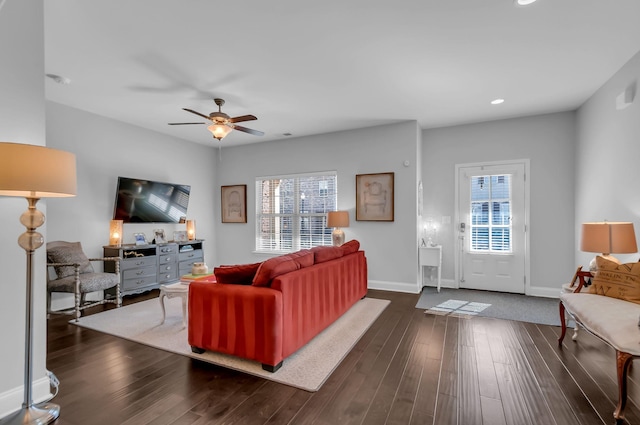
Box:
221;184;247;223
356;172;394;221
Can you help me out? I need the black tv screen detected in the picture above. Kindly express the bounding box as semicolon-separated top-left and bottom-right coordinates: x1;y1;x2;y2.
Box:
113;177;191;223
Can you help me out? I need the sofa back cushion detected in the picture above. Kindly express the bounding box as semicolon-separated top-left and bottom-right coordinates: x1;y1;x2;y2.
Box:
214;262;261;285
311;245;344;264
252;255;300;287
288;249;314;268
340;239;360;256
589;256;640;304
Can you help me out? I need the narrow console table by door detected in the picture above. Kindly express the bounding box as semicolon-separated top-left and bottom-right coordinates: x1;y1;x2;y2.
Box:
104;240;204;297
419;245;442;292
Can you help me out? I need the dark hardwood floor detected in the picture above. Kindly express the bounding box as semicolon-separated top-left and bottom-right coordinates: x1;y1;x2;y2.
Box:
46;289;640;425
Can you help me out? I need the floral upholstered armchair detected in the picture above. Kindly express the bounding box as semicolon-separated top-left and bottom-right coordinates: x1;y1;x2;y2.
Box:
46;241;121;321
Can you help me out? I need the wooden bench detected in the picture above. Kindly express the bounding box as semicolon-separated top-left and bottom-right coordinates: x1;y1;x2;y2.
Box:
559;269;640;423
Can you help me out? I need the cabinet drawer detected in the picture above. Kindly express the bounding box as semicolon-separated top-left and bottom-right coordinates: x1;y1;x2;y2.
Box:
179;257;204;274
159;253;177;265
123;265;156;280
121;256;156;270
158;244;178;254
122;275;157;291
158;269;178;283
179;249;203;262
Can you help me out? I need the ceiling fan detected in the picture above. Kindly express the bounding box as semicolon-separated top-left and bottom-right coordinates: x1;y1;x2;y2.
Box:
169;98;264;141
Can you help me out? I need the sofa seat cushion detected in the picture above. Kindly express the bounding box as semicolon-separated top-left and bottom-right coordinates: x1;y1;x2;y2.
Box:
561;292;640;355
214;262;261;285
252;255;299;287
589;256;640;304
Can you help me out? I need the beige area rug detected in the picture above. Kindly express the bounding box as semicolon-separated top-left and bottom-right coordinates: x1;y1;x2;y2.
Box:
73;296;389;392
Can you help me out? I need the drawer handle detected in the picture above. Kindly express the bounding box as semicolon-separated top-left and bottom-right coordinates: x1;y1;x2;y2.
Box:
165;266;171;270
136;271;144;275
135;261;145;266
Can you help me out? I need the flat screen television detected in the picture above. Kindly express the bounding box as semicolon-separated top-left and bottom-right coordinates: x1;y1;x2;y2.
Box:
113;177;191;223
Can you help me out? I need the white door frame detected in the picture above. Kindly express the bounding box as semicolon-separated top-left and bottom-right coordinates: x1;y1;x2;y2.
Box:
454;159;531;294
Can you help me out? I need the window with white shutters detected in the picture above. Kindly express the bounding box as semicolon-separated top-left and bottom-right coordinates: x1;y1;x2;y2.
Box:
255;172;337;252
470;174;512;252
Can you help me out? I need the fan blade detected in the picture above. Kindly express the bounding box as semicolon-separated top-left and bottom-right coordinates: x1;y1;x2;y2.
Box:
168;122;206;125
182;108;212;120
232;124;264;136
229;114;257;123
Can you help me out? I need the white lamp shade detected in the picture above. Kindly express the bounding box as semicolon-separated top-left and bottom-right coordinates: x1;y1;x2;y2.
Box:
327;211;349;228
0;142;77;198
580;222;638;254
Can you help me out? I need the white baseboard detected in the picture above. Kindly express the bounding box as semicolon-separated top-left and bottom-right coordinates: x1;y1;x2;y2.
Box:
368;280;421;294
0;377;53;419
527;286;561;299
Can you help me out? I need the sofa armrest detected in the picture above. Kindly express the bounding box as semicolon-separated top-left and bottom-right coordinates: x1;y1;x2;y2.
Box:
188;281;284;366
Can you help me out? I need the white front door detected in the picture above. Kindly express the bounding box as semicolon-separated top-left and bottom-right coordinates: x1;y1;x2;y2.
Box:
456;161;528;294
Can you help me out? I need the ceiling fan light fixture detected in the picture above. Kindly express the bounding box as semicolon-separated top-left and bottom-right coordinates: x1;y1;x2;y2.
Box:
208;124;233;140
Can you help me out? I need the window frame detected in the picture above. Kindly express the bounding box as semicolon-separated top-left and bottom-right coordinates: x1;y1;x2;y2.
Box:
255;171;337;253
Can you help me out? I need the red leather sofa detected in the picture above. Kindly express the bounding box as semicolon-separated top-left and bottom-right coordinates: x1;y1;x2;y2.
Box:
188;241;368;372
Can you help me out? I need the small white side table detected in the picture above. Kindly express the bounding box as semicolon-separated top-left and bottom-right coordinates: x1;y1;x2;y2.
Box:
419;245;442;292
159;282;189;328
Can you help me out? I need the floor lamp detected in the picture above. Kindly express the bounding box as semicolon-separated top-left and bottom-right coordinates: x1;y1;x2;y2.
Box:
0;142;77;425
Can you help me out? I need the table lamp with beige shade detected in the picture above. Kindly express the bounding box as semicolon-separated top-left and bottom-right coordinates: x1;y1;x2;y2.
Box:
580;221;638;271
0;142;77;425
327;211;349;246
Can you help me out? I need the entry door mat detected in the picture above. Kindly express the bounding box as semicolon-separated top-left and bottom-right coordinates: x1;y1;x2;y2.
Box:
73;296;390;392
417;287;560;326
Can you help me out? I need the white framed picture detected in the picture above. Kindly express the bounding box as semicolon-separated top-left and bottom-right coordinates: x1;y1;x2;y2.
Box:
173;230;188;242
133;232;147;246
154;229;167;244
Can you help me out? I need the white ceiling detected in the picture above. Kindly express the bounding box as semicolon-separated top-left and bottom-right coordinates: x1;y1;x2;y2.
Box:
44;0;640;146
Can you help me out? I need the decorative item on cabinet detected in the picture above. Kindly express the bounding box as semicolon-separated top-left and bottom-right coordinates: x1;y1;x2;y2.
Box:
109;219;123;246
186;219;196;240
104;240;204;297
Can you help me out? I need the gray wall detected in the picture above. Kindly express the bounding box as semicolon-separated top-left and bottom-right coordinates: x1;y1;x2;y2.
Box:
45;102;219;310
213;121;422;293
576;50;640;266
0;0;50;416
422;112;577;296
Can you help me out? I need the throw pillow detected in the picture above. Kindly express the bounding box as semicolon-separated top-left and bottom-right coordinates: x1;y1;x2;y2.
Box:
589;256;640;304
214;262;261;285
341;239;360;255
252;255;300;287
47;242;94;279
288;249;314;268
311;245;344;264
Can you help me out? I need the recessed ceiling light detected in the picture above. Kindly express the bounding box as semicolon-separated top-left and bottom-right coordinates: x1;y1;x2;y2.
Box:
46;74;71;85
491;99;505;105
515;0;537;6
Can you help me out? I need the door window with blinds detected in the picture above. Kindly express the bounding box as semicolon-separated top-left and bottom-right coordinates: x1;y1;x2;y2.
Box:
470;174;512;252
255;172;337;252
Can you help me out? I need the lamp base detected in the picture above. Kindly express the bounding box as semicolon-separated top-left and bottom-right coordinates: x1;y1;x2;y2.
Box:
332;229;345;247
0;403;60;425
